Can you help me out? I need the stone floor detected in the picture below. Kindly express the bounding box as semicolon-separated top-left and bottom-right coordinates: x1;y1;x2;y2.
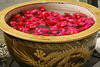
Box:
0;0;100;67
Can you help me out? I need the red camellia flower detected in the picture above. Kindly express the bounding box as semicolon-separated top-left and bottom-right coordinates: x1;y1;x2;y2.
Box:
30;9;38;14
22;11;30;14
13;14;20;18
19;16;26;21
39;7;46;11
25;14;34;18
9;21;17;26
66;27;79;35
7;7;95;36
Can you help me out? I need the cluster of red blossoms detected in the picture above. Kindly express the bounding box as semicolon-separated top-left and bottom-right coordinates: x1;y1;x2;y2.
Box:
7;7;95;36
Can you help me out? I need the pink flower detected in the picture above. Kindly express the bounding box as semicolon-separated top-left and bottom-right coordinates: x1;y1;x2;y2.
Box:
66;18;74;22
25;14;33;18
73;24;78;27
58;28;66;35
35;28;49;35
22;28;30;31
42;28;49;33
22;11;30;14
31;21;40;25
42;11;48;15
45;20;56;26
23;21;31;25
60;21;67;27
13;14;20;18
21;30;29;33
84;24;91;30
50;30;58;34
56;21;67;27
28;18;34;22
50;26;58;31
16;21;23;26
13;26;17;30
8;7;95;36
17;26;30;33
85;18;95;24
80;17;87;22
31;32;39;35
35;11;43;18
52;13;59;17
9;21;16;26
58;16;65;21
66;27;79;34
25;24;36;29
37;19;44;23
29;17;39;21
42;11;50;19
47;11;54;14
67;22;72;26
30;9;38;14
19;16;26;21
39;7;46;11
18;26;29;31
39;22;45;26
78;22;85;26
73;13;86;19
64;13;73;18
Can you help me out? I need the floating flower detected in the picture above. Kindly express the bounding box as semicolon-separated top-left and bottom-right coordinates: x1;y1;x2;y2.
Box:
50;30;58;34
13;14;20;18
22;11;30;14
73;13;86;19
66;27;79;35
9;21;17;26
25;14;34;18
31;32;39;35
39;7;46;11
19;16;26;21
7;7;95;36
30;9;38;14
50;26;58;31
52;13;59;17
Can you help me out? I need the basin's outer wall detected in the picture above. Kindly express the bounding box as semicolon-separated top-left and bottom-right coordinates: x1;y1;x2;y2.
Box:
4;32;98;67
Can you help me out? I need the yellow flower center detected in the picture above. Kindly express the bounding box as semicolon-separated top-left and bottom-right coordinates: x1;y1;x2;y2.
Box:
69;20;71;22
30;26;32;28
77;16;79;18
10;22;12;24
77;14;79;15
79;23;82;25
41;9;44;11
27;15;29;17
61;25;63;27
42;13;45;15
54;14;56;16
29;20;32;22
71;31;73;34
19;28;22;30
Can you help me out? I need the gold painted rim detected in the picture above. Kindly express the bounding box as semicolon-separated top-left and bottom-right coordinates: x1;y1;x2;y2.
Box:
0;0;100;43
